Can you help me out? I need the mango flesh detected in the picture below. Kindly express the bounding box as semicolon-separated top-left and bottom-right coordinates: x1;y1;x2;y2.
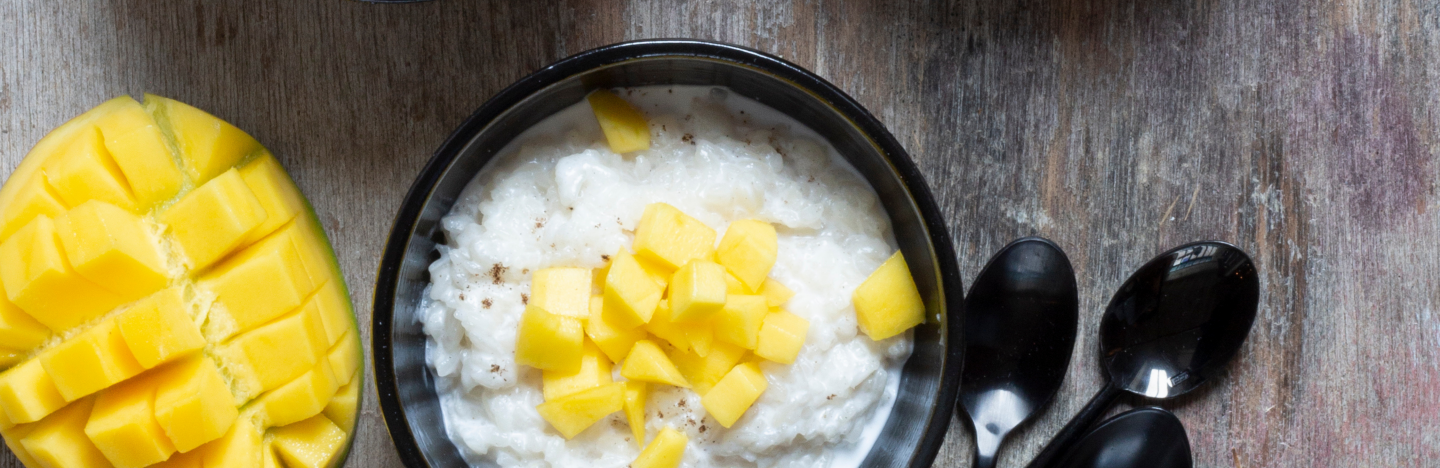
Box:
633;203;716;271
755;309;809;364
587;90;651;154
700;362;768;428
715;219;777;292
852;250;926;340
632;426;687;468
0;95;361;468
620;340;690;388
535;382;624;439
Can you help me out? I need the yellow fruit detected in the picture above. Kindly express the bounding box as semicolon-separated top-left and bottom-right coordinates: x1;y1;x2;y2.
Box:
587;90;651;154
270;415;346;468
700;362;767;428
602;248;662;329
716;219;776;292
620;340;690;388
633;254;675;290
514;304;584;373
535;382;624;439
643;300;689;352
713;294;767;350
755;310;809;364
84;373;175;468
724;269;753;295
668;260;726;323
669;341;745;395
323;373;359;433
758;278;794;307
530;267;591;319
632;426;687;468
53;200;168;301
852;250;925;340
542;341;612;401
623;381;648;448
0;95;366;468
633;203;716;271
585;295;645;363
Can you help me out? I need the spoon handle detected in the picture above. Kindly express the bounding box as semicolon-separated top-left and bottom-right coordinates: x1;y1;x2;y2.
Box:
972;422;1001;468
1024;383;1123;468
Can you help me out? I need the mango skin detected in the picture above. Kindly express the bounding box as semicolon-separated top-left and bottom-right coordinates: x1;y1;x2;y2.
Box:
0;95;364;468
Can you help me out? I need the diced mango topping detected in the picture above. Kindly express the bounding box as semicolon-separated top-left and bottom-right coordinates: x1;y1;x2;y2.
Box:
758;278;794;307
756;310;809;364
602;249;662;329
587;90;651;154
0;95;360;468
716;219;777;292
530;267;591;319
514;304;584;373
620;340;690;388
668;260;727;323
535;382;624;439
622;381;648;447
700;362;768;428
670;341;747;396
713;294;768;350
585;295;645;363
853;250;925;340
634;203;716;271
541;341;612;400
632;426;687;468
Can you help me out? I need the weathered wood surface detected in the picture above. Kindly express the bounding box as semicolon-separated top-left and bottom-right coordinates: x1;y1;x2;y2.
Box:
2;0;1437;466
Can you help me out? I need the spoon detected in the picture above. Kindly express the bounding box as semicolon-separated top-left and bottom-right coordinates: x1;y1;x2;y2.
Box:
1055;407;1193;468
1026;241;1258;468
960;237;1079;468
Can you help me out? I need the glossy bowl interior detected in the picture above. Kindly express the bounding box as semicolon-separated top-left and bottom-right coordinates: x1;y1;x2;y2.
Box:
373;39;964;467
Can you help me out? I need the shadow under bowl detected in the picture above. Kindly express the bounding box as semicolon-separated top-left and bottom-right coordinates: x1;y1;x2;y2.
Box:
372;39;964;468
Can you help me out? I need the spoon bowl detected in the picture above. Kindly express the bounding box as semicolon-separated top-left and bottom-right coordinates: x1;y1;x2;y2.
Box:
1055;407;1193;468
1027;241;1258;467
961;237;1079;468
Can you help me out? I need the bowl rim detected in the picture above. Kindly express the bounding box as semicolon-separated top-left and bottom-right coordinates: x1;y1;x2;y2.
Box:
372;38;964;467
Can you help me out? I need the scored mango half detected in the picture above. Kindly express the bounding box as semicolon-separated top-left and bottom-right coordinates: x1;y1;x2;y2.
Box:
0;95;362;468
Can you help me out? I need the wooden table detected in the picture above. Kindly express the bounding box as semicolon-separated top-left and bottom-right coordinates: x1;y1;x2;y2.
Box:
2;1;1435;466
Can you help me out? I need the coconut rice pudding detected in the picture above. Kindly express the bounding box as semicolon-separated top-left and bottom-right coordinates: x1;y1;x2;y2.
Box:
418;86;927;468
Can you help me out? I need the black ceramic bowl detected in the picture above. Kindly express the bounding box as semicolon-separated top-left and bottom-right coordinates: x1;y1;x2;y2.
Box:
373;39;964;467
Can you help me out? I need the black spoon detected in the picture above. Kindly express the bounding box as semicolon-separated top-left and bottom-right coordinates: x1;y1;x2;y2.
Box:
1026;241;1258;468
960;237;1079;468
1055;407;1193;468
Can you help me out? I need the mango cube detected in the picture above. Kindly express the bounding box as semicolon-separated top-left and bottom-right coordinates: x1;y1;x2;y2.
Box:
713;295;768;350
587;90;651;154
756;310;809;364
633;203;716;271
602;249;662;329
113;287;202;370
0;352;20;373
214;306;327;401
542;341;612;401
312;281;353;347
634;255;675;290
149;448;203;468
724;270;753;295
324;374;360;433
270;415;346;468
853;251;926;341
54;200;169;301
668;260;727;323
620;340;690;388
716;219;777;291
623;381;648;447
19;397;113;468
198;416;262;468
700;362;768;428
159;169;267;271
94;96;183;209
0;281;52;352
154;95;263;185
85;373;176;468
513;304;584;373
40;320;145;401
0;176;67;240
237;153;305;245
0;360;68;424
153;355;239;453
198;233;315;339
0;215;126;332
585;295;645;363
686;325;714;358
632;426;687;468
535;382;623;439
643;300;689;352
327;331;362;384
530;267;591;319
670;342;746;395
759;279;794;307
41;125;137;212
257;361;339;428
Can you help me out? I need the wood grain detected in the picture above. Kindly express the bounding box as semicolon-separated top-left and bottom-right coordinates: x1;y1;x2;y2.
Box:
2;0;1437;466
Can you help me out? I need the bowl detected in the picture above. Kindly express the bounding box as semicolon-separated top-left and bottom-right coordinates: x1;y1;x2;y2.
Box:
372;39;964;467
